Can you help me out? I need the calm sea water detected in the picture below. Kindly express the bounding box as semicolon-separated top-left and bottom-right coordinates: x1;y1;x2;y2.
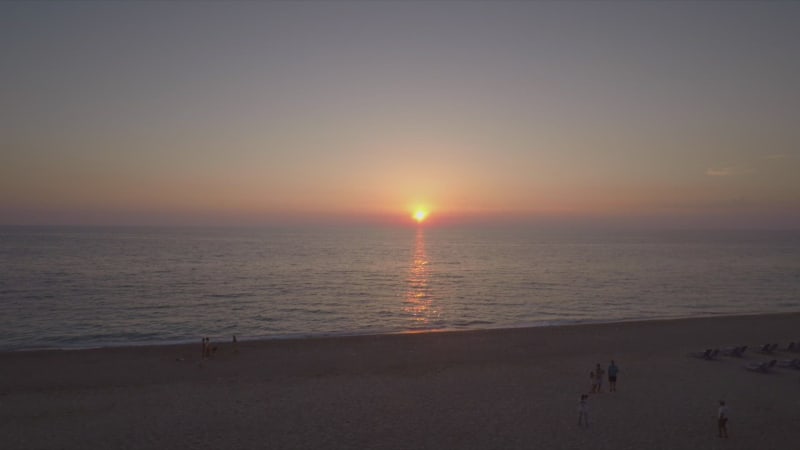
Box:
1;226;798;351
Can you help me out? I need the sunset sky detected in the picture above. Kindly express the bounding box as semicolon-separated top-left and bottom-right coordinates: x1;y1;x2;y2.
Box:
2;2;799;228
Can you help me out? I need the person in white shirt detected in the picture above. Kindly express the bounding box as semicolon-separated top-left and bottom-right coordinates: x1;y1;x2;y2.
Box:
578;394;590;428
594;363;605;393
718;400;729;438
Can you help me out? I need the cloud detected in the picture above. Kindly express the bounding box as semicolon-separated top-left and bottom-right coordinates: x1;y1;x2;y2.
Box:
706;165;752;177
763;153;791;160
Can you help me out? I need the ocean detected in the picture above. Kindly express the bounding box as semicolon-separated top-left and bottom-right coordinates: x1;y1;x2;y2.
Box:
1;226;798;351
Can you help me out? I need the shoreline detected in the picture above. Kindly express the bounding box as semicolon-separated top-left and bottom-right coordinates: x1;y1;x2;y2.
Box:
4;310;796;354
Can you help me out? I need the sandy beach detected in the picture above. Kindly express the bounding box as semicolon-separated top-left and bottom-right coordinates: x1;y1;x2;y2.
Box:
1;313;799;450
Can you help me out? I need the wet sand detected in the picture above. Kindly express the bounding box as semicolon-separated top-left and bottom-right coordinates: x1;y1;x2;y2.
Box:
1;313;799;449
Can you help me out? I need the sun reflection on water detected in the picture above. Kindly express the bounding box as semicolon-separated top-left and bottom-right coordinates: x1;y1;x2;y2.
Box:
404;228;439;327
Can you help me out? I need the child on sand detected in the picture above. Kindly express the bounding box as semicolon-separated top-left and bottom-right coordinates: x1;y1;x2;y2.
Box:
595;363;605;393
578;394;590;427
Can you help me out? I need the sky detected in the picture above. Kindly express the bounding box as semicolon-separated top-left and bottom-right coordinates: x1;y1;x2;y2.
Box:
2;1;799;229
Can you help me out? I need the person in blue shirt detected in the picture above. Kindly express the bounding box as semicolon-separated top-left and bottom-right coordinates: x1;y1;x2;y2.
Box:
608;360;619;392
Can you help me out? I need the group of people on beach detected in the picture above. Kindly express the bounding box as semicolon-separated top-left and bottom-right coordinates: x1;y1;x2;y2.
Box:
588;360;618;394
579;360;619;427
578;360;730;438
201;335;238;359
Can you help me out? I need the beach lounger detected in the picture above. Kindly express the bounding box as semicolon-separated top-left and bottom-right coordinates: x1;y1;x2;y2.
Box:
777;359;800;369
689;349;718;360
723;346;747;357
745;359;777;373
756;343;777;354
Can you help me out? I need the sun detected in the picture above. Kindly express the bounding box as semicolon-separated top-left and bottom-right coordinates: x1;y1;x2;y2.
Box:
413;209;428;223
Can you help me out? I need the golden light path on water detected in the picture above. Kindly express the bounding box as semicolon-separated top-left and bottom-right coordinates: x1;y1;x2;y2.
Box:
404;227;440;326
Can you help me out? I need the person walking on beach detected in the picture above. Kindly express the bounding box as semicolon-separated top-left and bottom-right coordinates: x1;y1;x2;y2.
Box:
718;400;729;438
590;370;597;393
595;363;605;393
578;394;590;427
608;360;619;392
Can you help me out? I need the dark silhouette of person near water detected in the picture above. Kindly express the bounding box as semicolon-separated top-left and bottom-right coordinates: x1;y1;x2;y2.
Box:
201;337;217;358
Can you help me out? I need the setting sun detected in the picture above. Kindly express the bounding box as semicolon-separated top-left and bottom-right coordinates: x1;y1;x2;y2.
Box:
413;210;428;223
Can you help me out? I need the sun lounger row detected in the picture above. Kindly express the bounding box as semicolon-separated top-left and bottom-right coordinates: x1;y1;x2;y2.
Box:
745;359;776;372
692;342;800;361
776;359;800;369
744;358;800;373
757;342;800;353
749;342;800;353
691;343;800;375
689;346;746;359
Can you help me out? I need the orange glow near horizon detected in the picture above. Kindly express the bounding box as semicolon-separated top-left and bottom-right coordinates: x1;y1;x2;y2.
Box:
413;209;428;223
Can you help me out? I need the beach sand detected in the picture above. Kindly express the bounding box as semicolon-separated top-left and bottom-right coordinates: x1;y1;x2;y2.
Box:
1;313;799;449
